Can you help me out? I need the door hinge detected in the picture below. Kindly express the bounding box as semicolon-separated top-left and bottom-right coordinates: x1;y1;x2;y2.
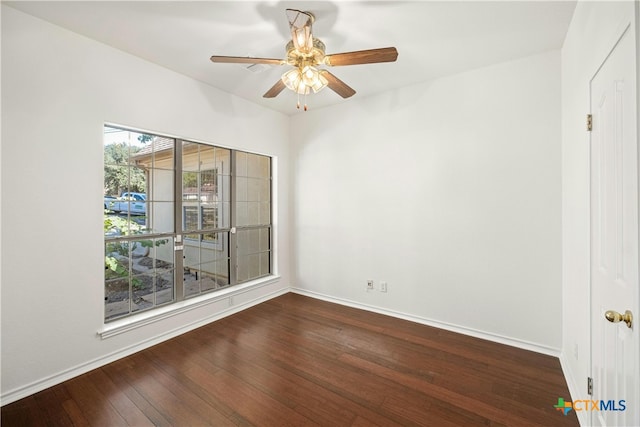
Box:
587;114;593;131
588;377;593;395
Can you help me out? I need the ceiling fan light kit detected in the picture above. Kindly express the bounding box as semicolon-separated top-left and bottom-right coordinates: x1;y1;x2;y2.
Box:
282;66;328;94
210;8;398;111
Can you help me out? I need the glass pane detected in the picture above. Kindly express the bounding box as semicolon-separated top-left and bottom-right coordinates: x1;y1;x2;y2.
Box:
104;126;176;318
157;270;174;305
182;231;229;297
153;238;174;272
202;212;220;242
220;175;231;202
200;241;216;264
219;202;231;229
183;206;198;233
259;155;270;178
201;170;217;201
107;205;147;236
248;228;259;253
151;136;174;167
236;227;270;281
200;262;217;292
105;238;131;320
247;153;263;178
103;165;127;198
260;202;271;225
183;240;200;270
237;253;267;283
151;168;174;202
216;259;230;286
236;151;248;177
236;202;248;227
259;228;270;252
237;229;249;256
236;177;247;202
148;202;174;234
260;179;270;202
123;236;176;312
131;273;155;313
247;178;260;201
199;145;215;170
260;252;270;276
247;202;260;225
237;255;249;283
127;132;154;166
216;148;231;176
237;228;269;256
183;172;198;201
183;233;203;299
248;253;260;279
105;278;130;320
184;269;201;298
127;166;147;195
182;141;200;172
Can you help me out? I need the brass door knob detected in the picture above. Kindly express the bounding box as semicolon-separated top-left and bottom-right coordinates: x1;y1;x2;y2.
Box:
605;310;633;329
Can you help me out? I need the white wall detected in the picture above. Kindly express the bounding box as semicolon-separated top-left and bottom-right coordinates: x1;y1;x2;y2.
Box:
291;51;562;353
0;6;291;403
560;2;638;425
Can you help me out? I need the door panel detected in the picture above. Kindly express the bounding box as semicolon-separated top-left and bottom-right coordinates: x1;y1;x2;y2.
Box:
590;25;639;427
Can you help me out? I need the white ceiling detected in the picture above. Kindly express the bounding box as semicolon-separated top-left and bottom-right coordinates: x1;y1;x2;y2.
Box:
5;1;577;115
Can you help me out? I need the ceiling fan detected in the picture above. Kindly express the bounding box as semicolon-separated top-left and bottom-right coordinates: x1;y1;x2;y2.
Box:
210;9;398;110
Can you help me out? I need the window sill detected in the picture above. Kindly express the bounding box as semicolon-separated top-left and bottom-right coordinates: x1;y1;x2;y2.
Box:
98;275;281;339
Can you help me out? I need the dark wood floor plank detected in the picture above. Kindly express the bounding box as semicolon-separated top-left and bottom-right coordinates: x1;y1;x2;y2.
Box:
115;353;230;426
60;398;91;427
184;362;317;426
101;360;175;427
84;368;156;427
33;387;75;427
1;396;48;426
190;322;386;426
1;293;579;427
64;375;129;427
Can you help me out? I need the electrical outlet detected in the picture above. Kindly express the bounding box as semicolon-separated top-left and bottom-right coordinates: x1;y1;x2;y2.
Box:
367;280;374;290
380;282;387;292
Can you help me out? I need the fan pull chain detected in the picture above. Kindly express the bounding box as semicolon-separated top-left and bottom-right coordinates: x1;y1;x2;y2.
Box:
304;92;308;111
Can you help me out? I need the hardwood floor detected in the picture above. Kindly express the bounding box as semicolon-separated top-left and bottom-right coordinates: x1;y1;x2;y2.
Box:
2;293;579;426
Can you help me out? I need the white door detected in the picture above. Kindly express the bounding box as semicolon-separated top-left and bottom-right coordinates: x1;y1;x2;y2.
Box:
590;24;639;427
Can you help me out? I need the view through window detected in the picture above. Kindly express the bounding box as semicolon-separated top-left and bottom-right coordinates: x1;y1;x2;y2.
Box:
103;126;272;321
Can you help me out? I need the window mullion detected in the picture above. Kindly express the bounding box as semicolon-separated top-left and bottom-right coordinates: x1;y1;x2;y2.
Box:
229;150;238;285
174;139;185;302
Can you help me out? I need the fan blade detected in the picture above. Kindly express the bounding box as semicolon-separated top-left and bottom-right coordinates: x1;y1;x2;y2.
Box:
324;47;398;66
286;9;314;54
210;55;284;65
263;80;286;98
320;71;356;98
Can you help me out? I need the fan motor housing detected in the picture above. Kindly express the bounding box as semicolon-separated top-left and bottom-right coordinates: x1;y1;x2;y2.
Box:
285;38;326;68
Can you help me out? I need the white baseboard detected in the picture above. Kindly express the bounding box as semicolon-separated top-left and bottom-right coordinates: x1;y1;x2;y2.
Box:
291;287;561;357
1;287;289;406
559;352;589;427
2;286;562;406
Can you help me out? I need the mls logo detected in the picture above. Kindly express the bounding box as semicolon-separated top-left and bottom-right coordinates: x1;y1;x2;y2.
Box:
554;398;573;415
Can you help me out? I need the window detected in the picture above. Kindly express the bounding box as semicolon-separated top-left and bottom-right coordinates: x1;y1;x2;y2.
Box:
181;142;231;297
104;126;272;321
235;151;272;283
